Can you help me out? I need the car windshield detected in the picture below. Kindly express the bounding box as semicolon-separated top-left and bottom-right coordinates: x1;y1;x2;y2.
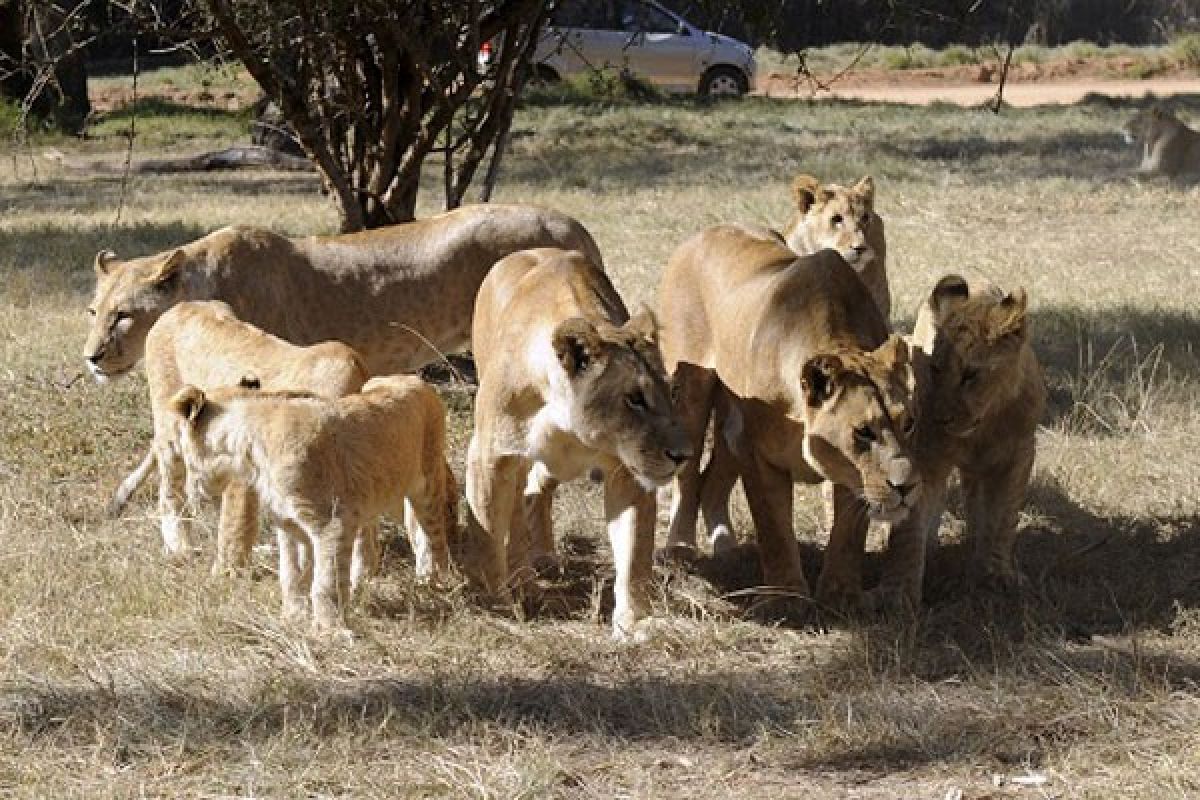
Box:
550;0;680;34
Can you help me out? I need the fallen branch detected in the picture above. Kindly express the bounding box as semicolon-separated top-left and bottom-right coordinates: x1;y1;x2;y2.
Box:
44;145;316;174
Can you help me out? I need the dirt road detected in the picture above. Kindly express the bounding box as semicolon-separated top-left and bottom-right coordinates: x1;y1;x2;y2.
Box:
759;77;1200;107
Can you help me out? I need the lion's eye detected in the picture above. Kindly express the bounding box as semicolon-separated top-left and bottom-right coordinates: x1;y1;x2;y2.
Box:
831;214;843;227
961;367;979;386
853;425;876;444
86;308;96;317
626;389;647;411
902;417;916;435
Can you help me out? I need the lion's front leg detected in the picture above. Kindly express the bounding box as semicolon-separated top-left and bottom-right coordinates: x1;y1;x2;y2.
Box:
698;389;741;555
740;452;807;594
523;462;561;575
963;447;1035;593
663;363;717;555
871;482;945;615
212;481;259;576
350;521;380;592
604;467;657;641
815;483;869;613
464;433;522;600
156;443;194;556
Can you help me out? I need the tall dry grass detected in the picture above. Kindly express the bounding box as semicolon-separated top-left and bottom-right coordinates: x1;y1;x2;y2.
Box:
0;87;1198;796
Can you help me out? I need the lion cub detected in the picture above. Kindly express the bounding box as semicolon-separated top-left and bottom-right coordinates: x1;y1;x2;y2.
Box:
465;247;691;641
167;375;457;634
659;225;920;610
783;174;890;320
874;275;1045;609
128;300;368;575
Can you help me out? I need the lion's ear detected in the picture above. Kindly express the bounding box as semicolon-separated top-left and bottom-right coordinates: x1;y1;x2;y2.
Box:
94;250;118;277
170;386;207;424
792;174;821;213
153;249;187;286
854;175;875;207
992;288;1029;343
552;317;605;377
624;307;660;347
801;353;843;408
929;274;969;318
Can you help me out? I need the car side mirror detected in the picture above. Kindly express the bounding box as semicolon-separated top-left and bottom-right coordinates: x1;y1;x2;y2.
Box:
676;21;690;36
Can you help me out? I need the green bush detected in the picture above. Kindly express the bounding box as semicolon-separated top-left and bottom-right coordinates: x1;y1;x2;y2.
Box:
938;45;979;66
1065;40;1102;60
1170;32;1200;69
0;97;21;139
880;45;936;70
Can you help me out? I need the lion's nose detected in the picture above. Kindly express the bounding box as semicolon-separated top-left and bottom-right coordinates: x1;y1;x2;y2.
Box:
664;445;692;466
86;352;103;365
887;479;917;500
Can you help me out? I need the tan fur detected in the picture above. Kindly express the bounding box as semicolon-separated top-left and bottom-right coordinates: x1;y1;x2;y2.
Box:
1122;106;1200;179
168;376;457;634
782;174;890;320
133;301;369;576
83;204;603;381
874;275;1046;610
465;248;690;640
658;224;920;610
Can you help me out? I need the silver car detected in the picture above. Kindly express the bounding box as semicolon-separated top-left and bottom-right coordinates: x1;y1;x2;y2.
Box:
533;0;756;96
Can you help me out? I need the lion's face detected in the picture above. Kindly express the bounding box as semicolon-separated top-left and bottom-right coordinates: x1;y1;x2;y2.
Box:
798;335;921;522
552;311;692;490
788;174;878;271
1122;107;1172;146
916;275;1030;438
83;248;188;382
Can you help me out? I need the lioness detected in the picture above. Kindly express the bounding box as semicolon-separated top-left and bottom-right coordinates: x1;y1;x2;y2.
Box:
465;247;691;640
873;275;1045;610
1122;106;1200;180
783;174;890;320
130;300;368;575
168;375;457;634
689;174;892;555
659;224;920;608
83;203;603;381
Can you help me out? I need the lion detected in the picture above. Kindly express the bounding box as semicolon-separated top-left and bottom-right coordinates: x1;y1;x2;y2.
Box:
659;224;920;610
782;174;890;320
167;374;457;634
465;247;691;640
83;203;603;382
125;300;369;577
1122;106;1200;180
872;275;1045;611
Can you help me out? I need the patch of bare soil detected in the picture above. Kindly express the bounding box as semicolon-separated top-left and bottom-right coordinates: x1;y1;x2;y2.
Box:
761;55;1200;107
88;85;259;113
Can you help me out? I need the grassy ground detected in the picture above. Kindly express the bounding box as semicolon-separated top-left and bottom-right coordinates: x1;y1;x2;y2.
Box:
1;81;1200;797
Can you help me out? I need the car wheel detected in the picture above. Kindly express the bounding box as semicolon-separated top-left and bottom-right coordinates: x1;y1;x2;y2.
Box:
699;66;747;97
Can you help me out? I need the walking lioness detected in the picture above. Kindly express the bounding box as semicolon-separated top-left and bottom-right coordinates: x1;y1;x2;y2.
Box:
83;203;603;381
659;225;920;610
465;248;691;640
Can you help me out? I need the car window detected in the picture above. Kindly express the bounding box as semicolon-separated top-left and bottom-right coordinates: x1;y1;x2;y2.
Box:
550;0;614;29
617;1;678;33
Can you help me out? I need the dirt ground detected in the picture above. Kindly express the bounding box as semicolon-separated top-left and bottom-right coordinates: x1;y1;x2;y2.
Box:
760;57;1200;106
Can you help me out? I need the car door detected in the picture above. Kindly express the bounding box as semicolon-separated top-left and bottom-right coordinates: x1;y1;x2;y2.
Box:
539;0;627;79
615;0;699;91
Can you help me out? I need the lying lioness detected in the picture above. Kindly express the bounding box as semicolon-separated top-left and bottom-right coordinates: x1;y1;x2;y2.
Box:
659;224;920;609
465;247;691;640
168;375;456;634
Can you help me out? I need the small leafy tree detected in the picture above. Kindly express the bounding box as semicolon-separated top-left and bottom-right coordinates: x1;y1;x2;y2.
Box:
205;0;550;231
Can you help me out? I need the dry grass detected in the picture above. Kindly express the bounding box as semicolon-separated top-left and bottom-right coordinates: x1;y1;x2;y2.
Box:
1;84;1199;797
